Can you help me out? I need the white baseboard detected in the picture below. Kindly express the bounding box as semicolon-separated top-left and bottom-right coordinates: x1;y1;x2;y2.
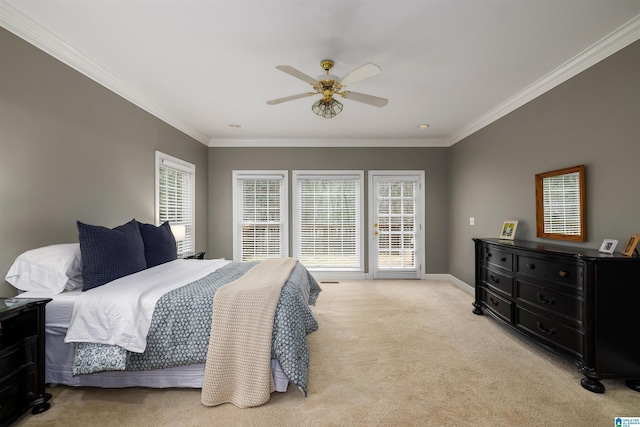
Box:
425;274;474;295
310;271;475;295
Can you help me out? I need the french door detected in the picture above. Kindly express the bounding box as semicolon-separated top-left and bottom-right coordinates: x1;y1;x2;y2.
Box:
369;171;425;279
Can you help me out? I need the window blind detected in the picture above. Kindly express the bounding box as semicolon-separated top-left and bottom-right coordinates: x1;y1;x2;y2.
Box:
156;153;195;254
235;173;286;262
376;180;417;269
543;171;581;235
295;174;361;270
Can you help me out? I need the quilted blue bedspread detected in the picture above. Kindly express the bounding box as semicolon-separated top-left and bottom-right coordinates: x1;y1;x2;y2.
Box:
73;261;321;395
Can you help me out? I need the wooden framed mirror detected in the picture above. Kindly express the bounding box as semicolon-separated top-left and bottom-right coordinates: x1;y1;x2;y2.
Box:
535;165;586;242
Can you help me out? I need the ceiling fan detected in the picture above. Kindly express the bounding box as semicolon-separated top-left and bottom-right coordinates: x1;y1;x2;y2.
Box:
267;60;388;118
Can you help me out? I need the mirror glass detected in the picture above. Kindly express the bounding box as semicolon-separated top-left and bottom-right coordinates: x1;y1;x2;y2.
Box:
535;165;586;242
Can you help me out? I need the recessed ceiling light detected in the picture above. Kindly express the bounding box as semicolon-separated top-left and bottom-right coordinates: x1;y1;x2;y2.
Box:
229;123;242;128
417;124;430;129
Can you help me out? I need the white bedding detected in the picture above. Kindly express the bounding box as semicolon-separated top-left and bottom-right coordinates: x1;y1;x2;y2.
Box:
15;261;291;391
64;258;230;352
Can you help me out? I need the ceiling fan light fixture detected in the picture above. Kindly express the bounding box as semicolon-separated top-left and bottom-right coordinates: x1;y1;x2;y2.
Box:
312;98;343;118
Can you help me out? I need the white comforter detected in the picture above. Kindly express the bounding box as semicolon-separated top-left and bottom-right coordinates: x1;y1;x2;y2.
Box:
64;259;230;353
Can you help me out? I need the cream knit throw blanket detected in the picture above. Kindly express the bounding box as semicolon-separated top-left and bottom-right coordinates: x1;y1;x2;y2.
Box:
201;258;298;408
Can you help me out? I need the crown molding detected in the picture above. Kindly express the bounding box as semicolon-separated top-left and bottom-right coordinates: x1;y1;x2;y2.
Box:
2;0;637;149
0;1;210;145
448;13;640;146
208;137;450;148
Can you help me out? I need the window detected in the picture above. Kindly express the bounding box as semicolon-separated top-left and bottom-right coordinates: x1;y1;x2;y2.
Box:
233;171;288;262
155;151;195;255
293;171;364;271
542;171;582;235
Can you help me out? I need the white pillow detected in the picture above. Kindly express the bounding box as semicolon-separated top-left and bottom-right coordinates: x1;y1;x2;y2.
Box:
5;243;83;293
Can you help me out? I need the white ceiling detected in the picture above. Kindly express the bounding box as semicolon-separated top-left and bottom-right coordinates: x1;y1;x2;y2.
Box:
2;0;639;147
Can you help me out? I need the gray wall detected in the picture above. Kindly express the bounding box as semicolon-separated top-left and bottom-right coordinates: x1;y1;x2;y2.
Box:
449;40;640;286
2;25;637;295
208;147;449;274
0;28;209;296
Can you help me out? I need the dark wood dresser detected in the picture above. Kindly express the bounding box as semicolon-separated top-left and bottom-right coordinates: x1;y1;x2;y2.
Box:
0;298;51;426
473;238;640;393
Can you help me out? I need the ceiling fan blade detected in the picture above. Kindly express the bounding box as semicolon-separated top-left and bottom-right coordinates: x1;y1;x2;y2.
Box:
341;91;388;107
267;92;315;105
338;63;381;86
275;65;318;86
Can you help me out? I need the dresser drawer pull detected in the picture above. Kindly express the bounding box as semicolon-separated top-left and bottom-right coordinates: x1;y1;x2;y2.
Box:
501;257;507;262
489;275;500;284
536;292;556;305
489;297;500;307
536;321;557;336
527;263;536;270
558;270;568;278
487;253;493;259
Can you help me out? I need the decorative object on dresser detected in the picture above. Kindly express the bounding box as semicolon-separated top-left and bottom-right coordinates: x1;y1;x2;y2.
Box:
499;220;518;240
0;298;52;426
472;238;640;394
621;234;640;257
597;239;618;254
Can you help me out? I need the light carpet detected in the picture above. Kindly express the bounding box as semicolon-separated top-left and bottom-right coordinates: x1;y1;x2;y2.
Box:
16;280;639;426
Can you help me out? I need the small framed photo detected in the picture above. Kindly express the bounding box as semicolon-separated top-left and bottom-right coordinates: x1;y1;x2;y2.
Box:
499;220;518;240
598;239;618;254
621;234;640;257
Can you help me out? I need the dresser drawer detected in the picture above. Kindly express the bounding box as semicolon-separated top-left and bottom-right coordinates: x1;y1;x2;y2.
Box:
479;287;513;323
517;255;581;288
515;306;583;357
0;336;36;381
484;247;514;272
481;267;513;297
515;281;582;325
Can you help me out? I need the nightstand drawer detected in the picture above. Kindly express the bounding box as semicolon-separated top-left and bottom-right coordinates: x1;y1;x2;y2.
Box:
479;287;513;323
0;337;36;380
0;364;38;420
516;306;583;357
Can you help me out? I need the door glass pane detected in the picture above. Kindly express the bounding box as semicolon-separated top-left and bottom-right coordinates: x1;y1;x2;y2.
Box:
377;180;416;269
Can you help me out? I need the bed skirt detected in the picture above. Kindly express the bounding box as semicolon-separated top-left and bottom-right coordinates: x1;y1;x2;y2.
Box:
44;326;289;391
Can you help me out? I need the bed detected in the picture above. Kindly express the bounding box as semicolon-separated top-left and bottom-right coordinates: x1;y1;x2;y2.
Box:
5;219;321;406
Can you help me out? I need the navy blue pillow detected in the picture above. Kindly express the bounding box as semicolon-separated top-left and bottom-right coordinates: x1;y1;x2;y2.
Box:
137;221;177;268
77;219;147;291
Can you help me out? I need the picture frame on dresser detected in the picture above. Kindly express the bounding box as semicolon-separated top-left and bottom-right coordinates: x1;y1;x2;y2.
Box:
598;238;618;254
499;220;518;240
621;234;640;256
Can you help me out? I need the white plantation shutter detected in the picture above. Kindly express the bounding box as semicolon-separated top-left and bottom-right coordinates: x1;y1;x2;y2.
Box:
543;171;581;235
294;172;363;270
233;172;288;262
155;152;195;255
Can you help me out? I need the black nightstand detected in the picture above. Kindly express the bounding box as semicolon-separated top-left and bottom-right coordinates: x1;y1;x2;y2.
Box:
0;298;51;426
183;251;205;260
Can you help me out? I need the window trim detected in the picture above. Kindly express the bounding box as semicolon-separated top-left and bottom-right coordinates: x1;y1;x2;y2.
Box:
155;151;196;255
292;170;365;274
232;170;289;262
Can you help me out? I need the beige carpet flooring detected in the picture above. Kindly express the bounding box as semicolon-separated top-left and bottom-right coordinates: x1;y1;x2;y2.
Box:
15;280;640;426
